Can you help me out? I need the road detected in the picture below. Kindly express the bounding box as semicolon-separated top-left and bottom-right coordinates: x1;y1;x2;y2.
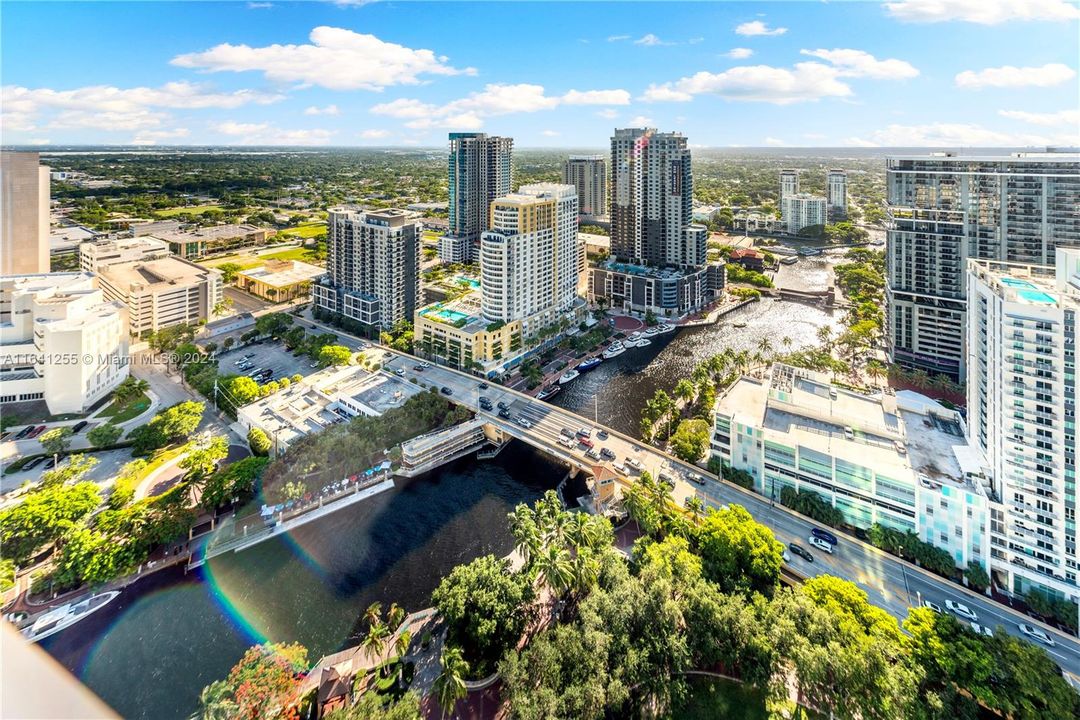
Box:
364;348;1080;676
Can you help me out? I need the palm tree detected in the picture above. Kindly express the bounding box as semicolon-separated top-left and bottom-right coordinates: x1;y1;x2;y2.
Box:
386;602;406;632
757;337;774;356
434;646;470;718
190;681;235;720
363;601;382;629
394;629;412;660
536;544;574;595
865;359;886;385
816;325;833;349
685;496;705;521
571;548;601;595
781;335;793;349
362;620;389;661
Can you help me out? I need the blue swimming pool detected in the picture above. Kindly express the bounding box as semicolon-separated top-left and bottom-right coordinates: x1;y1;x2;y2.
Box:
1018;289;1057;305
1001;277;1037;290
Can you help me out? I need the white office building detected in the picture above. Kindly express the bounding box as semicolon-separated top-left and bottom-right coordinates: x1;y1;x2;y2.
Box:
80;236;171;273
562;155;607;221
314;208;420;331
885;150;1080;381
779;169;799;199
827;169;848;221
0;273;128;414
967;248;1080;603
781;193;827;235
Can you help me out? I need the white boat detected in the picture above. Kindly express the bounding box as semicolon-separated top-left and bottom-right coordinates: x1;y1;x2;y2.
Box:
602;343;626;359
635;338;652;347
644;326;661;336
655;323;675;334
627;332;642;342
22;591;120;642
558;369;580;384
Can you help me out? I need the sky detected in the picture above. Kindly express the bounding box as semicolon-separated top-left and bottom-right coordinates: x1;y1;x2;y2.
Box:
2;0;1078;148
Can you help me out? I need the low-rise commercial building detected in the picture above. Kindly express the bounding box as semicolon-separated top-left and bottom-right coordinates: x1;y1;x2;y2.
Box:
80;236;171;273
149;224;271;260
711;363;992;569
0;273;128;414
235;260;324;302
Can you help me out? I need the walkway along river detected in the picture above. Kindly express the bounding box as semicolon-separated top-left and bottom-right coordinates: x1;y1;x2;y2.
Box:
42;443;564;720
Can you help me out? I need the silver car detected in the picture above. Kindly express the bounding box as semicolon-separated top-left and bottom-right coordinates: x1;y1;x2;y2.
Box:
945;599;978;622
1018;623;1056;647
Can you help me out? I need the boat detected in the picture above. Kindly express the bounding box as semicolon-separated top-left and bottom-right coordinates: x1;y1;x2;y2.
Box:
797;246;823;256
558;369;581;384
577;357;603;372
22;591;120;643
602;342;626;359
732;321;748;329
655;323;675;334
644;326;661;336
537;384;561;400
627;331;642;342
635;338;652;347
779;256;799;265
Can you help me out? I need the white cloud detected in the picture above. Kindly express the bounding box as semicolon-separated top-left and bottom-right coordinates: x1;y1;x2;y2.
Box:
885;0;1080;24
642;63;853;105
735;20;788;36
371;83;630;130
629;115;654;126
799;48;919;79
999;109;1080;126
303;104;340;116
246;2;272;8
635;34;673;46
541;130;560;137
846;122;1078;147
607;34;631;42
725;48;754;59
171;26;475;91
562;89;631;105
764;137;787;146
689;37;704;45
27;138;50;145
358;128;391;139
212;121;336;145
595;108;619;119
131;128;191;146
955;63;1076;88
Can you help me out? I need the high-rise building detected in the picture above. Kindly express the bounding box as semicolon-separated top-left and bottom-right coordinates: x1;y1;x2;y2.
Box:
885;150;1080;381
781;193;827;235
0;273;128;414
591;128;716;315
827;169;848;221
439;133;513;264
314;208;420;331
1;151;50;276
562;155;607;221
967;249;1080;601
779;168;799;199
480;183;578;325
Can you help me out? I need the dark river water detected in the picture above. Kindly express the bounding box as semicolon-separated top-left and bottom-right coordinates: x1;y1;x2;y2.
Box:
42;443;563;720
39;254;841;719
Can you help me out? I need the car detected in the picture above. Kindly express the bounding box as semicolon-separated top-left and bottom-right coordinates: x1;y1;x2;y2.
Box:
811;528;839;545
42;456;57;470
660;474;676;489
516;417;532;429
71;421;88;434
14;426;33;440
479;382;489;390
600;448;616;460
421;362;431;369
969;622;994;638
479;396;492;406
1018;623;1056;646
248;368;263;377
309;362;319;368
497;401;509;411
584;448;600;460
626;457;643;471
21;456;46;471
807;536;834;553
27;425;46;439
560;428;575;439
498;408;512;419
782;549;791;563
440;386;453;396
686;472;705;485
596;430;609;441
558;436;575;449
245;352;256;358
395;368;406;376
922;600;944;614
233;358;247;366
578;437;594;449
413;364;425;371
577;427;592;438
945;599;978;622
788;543;813;562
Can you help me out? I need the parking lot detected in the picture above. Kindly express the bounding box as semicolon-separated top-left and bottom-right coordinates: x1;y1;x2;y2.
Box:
216;339;317;385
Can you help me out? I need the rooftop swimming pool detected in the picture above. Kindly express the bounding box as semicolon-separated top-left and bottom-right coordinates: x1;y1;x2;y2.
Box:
422;306;471;323
1000;277;1037;290
454;276;480;289
1017;289;1057;305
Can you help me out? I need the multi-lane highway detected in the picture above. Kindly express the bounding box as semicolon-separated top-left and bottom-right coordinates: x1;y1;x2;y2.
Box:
304;316;1080;676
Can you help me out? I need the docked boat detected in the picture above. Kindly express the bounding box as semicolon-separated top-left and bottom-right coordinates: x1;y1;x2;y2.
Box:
779;256;799;265
655;323;675;334
558;369;581;384
644;326;661;337
537;384;561;400
732;321;748;329
602;342;626;359
577;357;603;372
635;338;652;347
627;331;642;343
22;591;120;643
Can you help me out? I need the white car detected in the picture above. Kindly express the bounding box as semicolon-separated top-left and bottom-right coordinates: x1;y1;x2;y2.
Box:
516;417;532;429
807;536;834;554
1018;623;1056;647
922;600;944;614
945;599;978;622
969;622;994;638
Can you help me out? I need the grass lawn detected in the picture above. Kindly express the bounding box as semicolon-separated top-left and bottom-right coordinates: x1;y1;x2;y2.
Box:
277;222;327;239
154;204;223;217
98;391;151;423
260;247;322;263
667;677;822;720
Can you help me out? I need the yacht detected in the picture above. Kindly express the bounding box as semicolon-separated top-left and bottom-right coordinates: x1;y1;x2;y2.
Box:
627;331;642;343
577;357;603;372
732;321;748;329
22;591;120;643
635;337;652;347
537;384;561;400
558;369;580;385
644;326;661;337
655;323;675;334
602;342;626;359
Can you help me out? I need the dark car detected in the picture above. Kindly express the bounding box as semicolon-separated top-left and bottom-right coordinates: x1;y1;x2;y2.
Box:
21;456;46;471
440;386;453;396
245;352;256;358
560;428;575;439
71;421;88;434
42;456;57;470
788;543;814;562
14;426;33;440
497;401;509;411
479;382;489;390
27;425;46;439
596;430;609;441
600;448;616;460
811;528;839;546
498;408;512;419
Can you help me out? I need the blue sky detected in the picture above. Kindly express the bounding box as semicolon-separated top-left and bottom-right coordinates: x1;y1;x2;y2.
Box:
2;1;1078;147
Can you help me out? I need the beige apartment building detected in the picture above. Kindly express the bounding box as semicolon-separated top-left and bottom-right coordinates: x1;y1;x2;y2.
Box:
1;151;50;276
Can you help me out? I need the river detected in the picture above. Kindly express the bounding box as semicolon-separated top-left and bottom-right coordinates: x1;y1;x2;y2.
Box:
552;254;844;437
42;443;563;720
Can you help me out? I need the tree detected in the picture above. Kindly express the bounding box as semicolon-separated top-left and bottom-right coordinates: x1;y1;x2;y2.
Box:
318;344;353;367
130;401;204;455
248;427;272;456
255;312;293;338
669;419;710;463
222;337;235;351
179;436;228;486
536;544;574;596
433;646;469;718
88;423;123;448
201;457;269;509
112;376;149;404
695;504;784;594
964;561;990;594
39;427;73;457
0;482;101;563
323;693;421;720
282;480;306;502
192;642;308;720
362;619;389;661
39;453;99;488
432;554;533;675
217;263;242;284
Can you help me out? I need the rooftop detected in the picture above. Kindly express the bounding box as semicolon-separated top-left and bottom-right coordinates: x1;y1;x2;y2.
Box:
969;252;1080;309
99;255;219;290
237;260;325;288
151;224;265;241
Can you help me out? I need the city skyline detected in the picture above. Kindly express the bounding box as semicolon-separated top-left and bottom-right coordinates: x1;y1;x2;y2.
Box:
2;1;1078;148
